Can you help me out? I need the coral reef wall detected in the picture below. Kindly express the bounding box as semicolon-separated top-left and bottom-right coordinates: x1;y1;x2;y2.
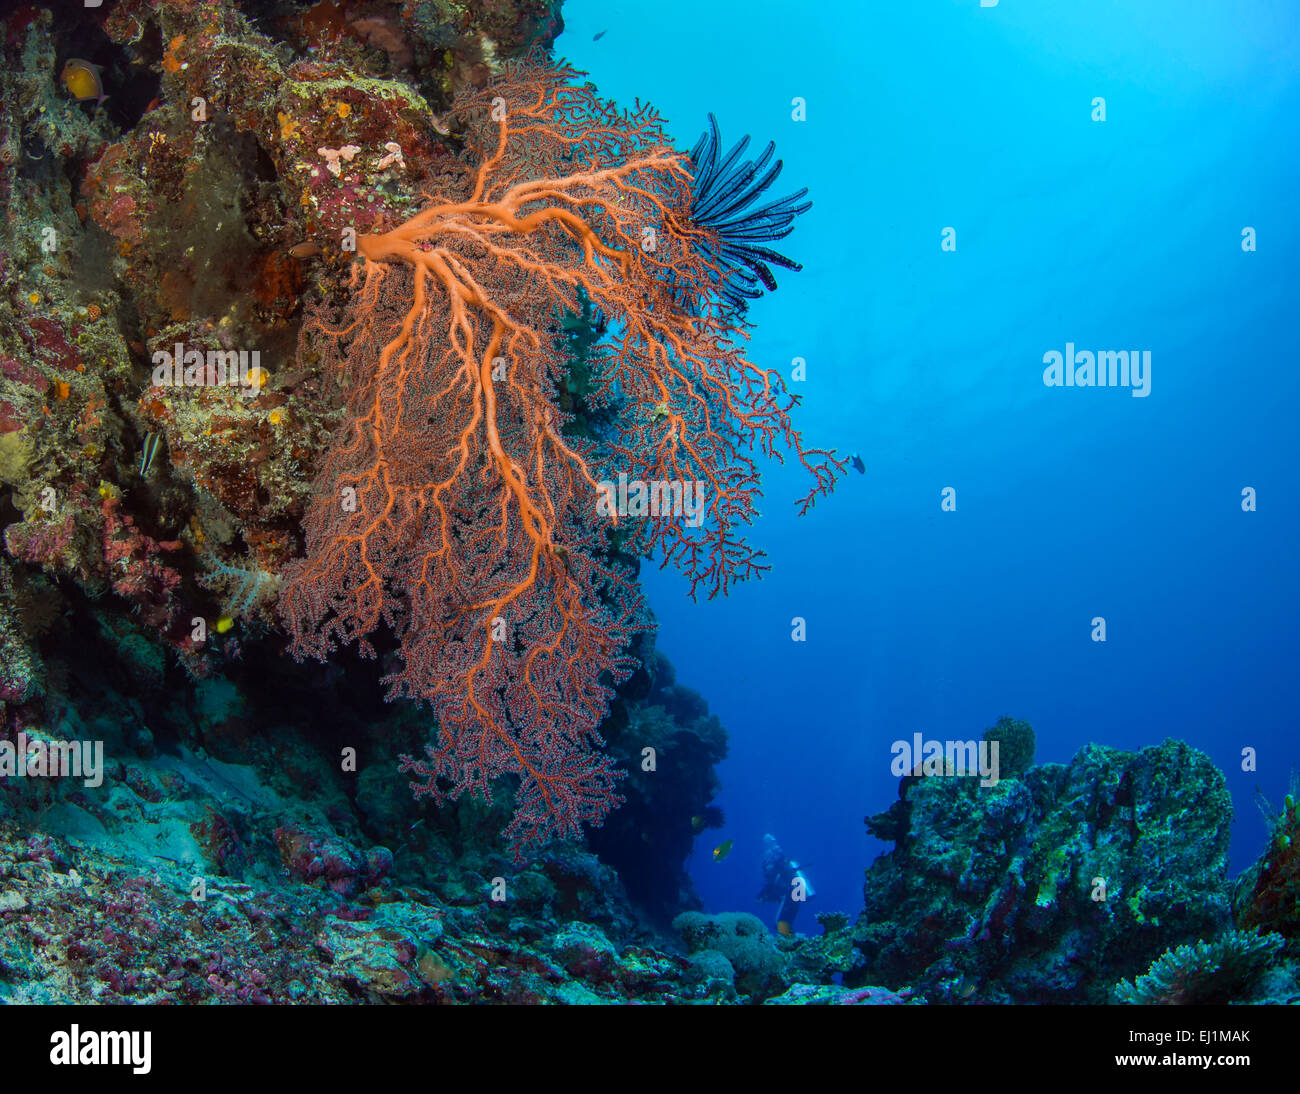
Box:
1;0;565;685
1;0;834;858
0;0;735;917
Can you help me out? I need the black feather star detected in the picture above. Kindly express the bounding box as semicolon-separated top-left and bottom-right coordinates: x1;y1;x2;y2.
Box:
686;114;812;313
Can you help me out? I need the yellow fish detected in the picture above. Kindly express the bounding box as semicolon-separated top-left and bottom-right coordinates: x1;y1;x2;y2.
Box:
776;920;793;937
712;839;733;862
61;59;107;106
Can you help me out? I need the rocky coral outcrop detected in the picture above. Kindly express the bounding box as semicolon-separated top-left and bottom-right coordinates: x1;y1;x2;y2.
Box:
673;911;790;1000
1234;788;1300;940
854;739;1236;1003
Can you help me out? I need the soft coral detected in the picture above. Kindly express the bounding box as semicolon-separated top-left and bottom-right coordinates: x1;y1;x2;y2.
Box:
280;57;841;853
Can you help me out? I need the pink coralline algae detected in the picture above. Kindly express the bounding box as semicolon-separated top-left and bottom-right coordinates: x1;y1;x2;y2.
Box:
100;494;184;632
767;983;914;1005
274;824;392;897
4;512;79;575
1;356;50;396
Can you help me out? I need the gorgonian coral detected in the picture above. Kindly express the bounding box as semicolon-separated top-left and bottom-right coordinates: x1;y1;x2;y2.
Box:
279;58;842;853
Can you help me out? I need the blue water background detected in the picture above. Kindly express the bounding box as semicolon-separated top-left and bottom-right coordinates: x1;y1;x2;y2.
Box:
558;0;1300;922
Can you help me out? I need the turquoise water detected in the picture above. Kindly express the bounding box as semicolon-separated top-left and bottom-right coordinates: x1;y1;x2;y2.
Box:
560;0;1300;918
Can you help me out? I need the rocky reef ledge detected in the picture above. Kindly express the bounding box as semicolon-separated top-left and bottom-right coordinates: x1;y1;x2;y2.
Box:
853;737;1298;1004
2;699;1296;1003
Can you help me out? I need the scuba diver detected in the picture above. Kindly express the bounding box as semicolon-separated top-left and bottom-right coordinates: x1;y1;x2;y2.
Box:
756;833;815;936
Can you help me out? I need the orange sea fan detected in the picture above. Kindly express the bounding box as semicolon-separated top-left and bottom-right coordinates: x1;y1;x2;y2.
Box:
279;57;843;852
